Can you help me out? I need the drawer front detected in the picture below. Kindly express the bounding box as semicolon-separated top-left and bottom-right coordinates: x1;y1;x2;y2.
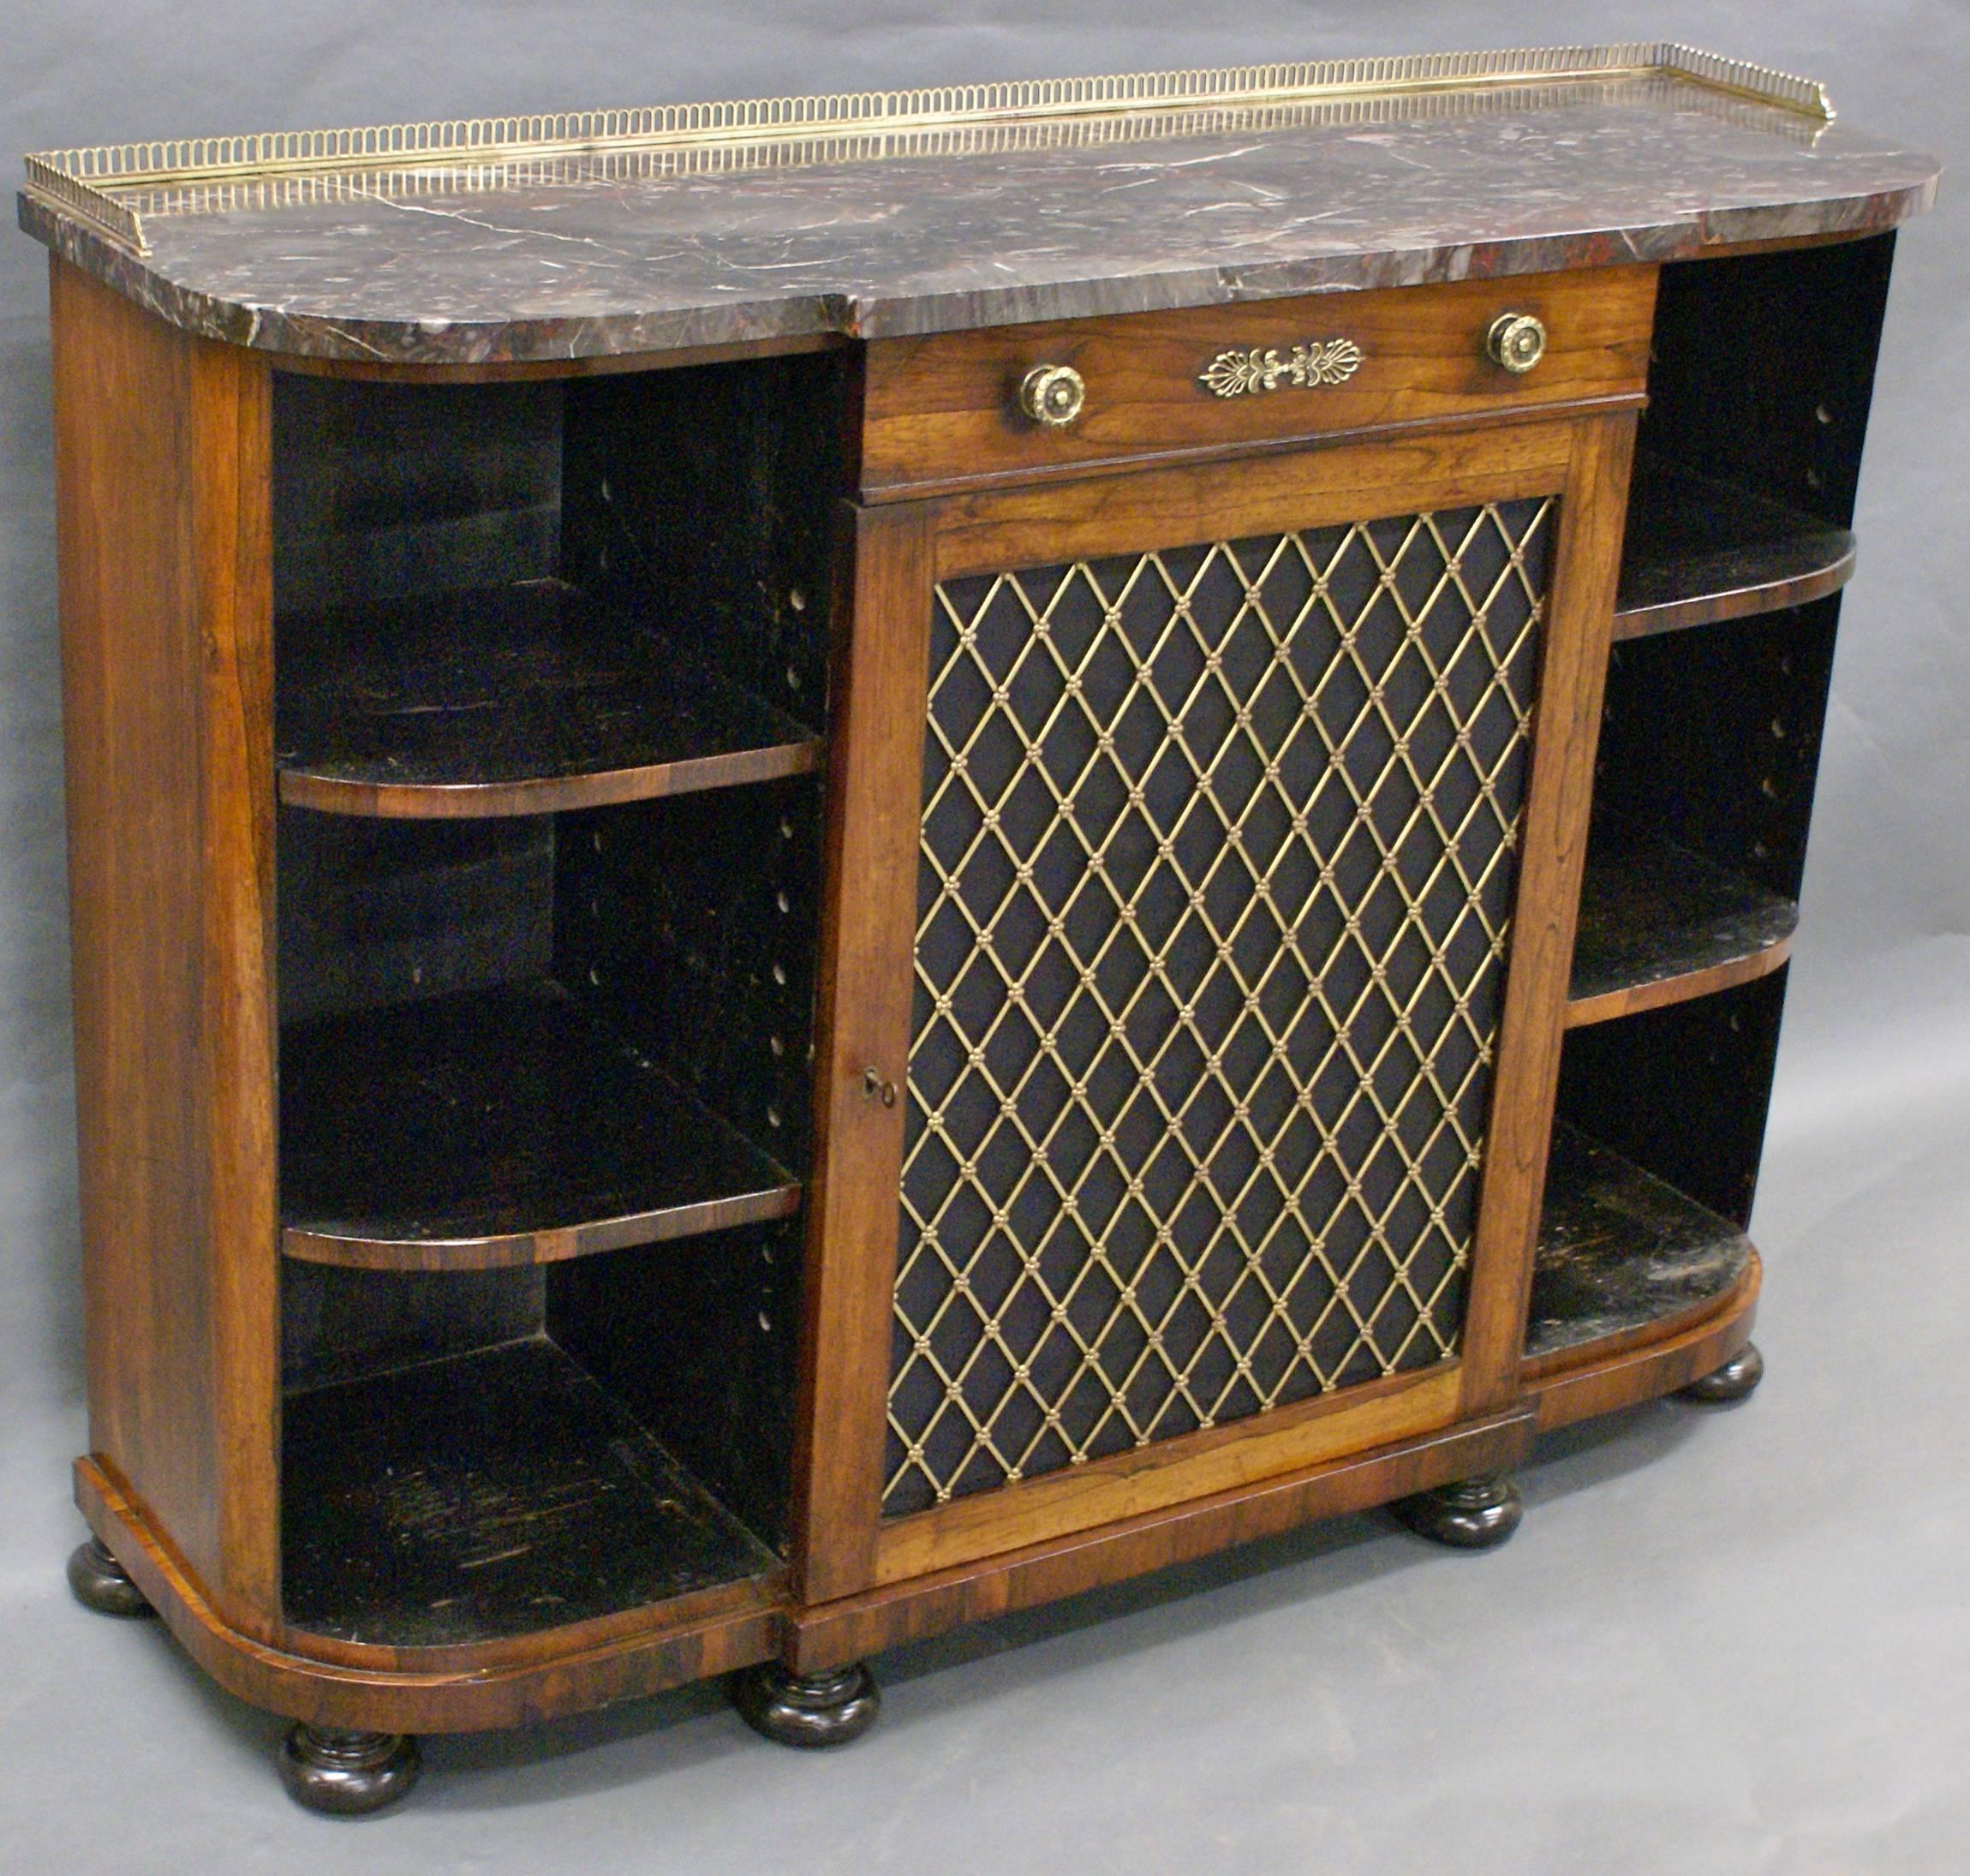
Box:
862;266;1655;497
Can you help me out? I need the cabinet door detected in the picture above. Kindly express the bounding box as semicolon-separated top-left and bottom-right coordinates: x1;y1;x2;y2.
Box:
797;415;1633;1602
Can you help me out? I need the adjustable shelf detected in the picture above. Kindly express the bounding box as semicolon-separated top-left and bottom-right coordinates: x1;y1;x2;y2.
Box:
276;577;822;818
1525;1123;1755;1364
1613;453;1855;640
1567;818;1797;1026
282;1336;779;1647
280;977;802;1270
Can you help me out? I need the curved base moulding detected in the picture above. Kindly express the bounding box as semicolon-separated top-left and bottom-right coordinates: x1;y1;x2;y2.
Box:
73;1457;782;1736
785;1410;1535;1674
1524;1252;1762;1431
72;1262;1762;1725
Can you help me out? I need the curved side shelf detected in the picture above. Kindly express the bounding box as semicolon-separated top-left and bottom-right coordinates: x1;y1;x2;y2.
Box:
75;1456;785;1734
1524;1123;1756;1369
282;1341;779;1651
1525;1258;1759;1431
282;1190;803;1271
279;743;822;820
1614;454;1855;640
1567;819;1797;1027
280;978;800;1270
277;577;822;820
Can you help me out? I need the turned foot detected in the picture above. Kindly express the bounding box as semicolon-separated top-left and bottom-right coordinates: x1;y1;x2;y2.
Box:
67;1538;153;1618
732;1662;881;1748
278;1724;421;1815
1680;1341;1764;1405
1391;1472;1524;1550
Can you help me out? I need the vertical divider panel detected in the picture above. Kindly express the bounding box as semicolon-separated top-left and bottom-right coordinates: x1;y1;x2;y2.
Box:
1456;412;1639;1413
791;499;937;1605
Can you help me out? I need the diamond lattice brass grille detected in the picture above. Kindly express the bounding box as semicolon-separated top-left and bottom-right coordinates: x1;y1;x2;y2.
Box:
885;499;1552;1516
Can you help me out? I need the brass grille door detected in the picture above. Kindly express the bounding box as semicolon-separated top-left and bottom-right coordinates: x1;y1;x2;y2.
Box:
885;502;1552;1518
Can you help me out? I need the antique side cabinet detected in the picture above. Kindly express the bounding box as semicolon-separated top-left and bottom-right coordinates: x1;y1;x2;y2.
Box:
18;46;1937;1813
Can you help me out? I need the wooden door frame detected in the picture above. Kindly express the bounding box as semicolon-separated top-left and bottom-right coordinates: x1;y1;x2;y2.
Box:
792;411;1638;1605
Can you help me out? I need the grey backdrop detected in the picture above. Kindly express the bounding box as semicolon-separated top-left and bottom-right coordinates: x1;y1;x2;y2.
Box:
3;3;1966;1871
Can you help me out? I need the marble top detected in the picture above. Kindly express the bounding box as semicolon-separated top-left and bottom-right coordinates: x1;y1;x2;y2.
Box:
15;68;1940;367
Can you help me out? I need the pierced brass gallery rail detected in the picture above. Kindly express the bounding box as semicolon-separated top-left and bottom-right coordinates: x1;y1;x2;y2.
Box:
22;44;1834;256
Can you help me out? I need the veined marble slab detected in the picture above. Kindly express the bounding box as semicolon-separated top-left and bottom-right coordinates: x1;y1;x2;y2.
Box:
15;71;1940;366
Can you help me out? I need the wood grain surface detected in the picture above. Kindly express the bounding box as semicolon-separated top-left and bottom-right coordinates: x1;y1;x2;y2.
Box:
1454;412;1637;1417
52;256;283;1639
863;267;1657;498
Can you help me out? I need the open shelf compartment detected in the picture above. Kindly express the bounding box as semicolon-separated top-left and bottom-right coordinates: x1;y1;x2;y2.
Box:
280;977;801;1269
276;773;822;1275
279;1198;803;1650
1611;233;1893;643
1567;815;1796;1026
277;577;821;818
281;1335;780;1648
272;352;847;820
1525;1122;1754;1364
1613;451;1854;640
272;350;847;1274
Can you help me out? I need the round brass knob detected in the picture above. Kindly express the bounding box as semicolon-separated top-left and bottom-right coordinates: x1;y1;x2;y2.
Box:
1019;363;1087;429
1486;313;1547;374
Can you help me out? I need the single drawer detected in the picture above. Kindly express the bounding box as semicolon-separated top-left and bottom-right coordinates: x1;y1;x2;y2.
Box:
861;266;1656;498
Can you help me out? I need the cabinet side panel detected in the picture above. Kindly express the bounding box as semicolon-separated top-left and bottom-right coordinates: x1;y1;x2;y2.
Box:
52;258;279;1626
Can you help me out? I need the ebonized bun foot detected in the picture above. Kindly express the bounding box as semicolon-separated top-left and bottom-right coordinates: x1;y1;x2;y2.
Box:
1390;1472;1524;1550
67;1538;153;1618
1680;1341;1764;1405
278;1724;421;1816
732;1662;881;1748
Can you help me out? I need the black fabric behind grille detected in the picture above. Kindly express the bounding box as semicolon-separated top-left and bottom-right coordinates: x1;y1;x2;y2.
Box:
886;502;1550;1516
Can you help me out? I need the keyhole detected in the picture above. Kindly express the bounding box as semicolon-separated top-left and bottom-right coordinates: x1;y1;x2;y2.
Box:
861;1066;898;1108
